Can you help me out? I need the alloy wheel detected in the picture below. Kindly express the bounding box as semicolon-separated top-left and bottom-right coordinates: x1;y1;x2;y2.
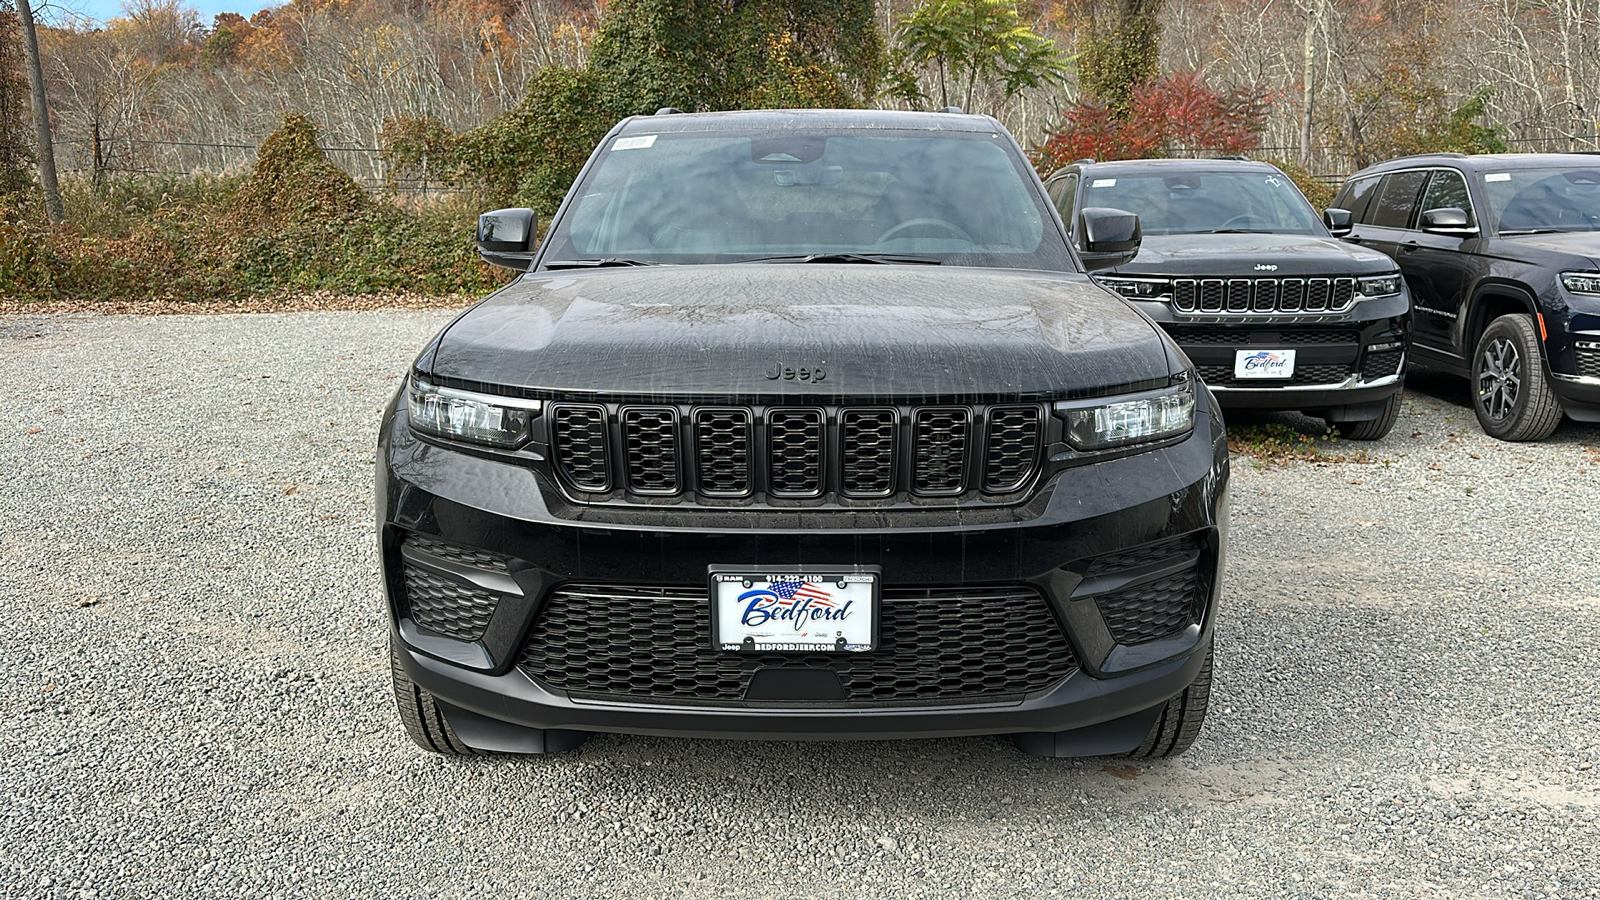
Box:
1477;337;1522;421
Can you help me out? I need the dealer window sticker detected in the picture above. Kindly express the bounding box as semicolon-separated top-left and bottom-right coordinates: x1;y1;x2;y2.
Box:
612;135;657;151
1484;172;1511;182
1091;178;1116;188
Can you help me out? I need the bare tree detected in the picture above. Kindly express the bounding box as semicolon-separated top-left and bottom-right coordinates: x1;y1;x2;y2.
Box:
16;0;60;220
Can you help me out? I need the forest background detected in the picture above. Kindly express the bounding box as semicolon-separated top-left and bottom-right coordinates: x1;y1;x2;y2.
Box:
2;0;1598;303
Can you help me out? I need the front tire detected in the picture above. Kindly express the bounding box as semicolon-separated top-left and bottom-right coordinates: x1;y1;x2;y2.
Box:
391;638;484;756
1330;390;1403;441
1121;644;1213;759
1471;314;1561;442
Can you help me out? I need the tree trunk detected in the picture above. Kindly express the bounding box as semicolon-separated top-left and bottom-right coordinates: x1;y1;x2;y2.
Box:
16;0;62;223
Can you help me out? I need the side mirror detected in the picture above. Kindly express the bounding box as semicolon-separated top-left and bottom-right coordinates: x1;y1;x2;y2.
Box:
1323;207;1353;237
1078;207;1141;272
477;208;538;270
1420;207;1478;236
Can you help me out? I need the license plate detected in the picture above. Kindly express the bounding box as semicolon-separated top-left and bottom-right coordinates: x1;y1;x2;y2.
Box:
710;569;878;652
1234;348;1296;379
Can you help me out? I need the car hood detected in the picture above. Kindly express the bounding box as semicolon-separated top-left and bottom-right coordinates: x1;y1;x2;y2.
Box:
1493;230;1600;266
424;265;1175;401
1106;233;1396;277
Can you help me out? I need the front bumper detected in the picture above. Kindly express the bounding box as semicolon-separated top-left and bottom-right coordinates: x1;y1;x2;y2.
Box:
377;395;1229;746
1134;294;1411;414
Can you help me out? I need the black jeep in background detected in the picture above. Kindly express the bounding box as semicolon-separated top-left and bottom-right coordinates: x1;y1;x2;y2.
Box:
1044;159;1412;440
1331;153;1600;441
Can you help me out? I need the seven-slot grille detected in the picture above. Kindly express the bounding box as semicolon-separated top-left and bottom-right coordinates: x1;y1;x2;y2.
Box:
1171;277;1358;315
547;402;1042;502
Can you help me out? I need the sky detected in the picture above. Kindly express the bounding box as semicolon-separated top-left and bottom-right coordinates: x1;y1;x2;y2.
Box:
47;0;283;26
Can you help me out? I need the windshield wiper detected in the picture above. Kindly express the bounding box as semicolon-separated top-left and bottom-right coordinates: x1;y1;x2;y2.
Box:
1497;228;1565;235
740;252;943;265
1206;228;1275;234
542;257;658;269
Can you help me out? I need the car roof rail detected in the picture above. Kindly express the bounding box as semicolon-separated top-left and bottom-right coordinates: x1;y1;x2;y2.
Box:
936;106;964;114
1214;154;1251;161
1072;158;1095;165
654;107;683;116
1386;151;1468;162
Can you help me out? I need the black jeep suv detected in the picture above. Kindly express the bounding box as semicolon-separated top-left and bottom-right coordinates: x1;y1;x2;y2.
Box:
1331;153;1600;440
1044;159;1412;439
378;109;1228;759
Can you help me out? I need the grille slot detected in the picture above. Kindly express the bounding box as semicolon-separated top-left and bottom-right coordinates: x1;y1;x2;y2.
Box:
404;534;509;573
518;584;1076;704
1165;328;1359;346
552;404;611;492
768;409;824;497
912;408;971;495
1360;349;1405;382
839;409;897;497
621;407;680;494
983;406;1042;493
695;409;752;496
1576;347;1600;379
1083;534;1201;578
402;564;500;641
1169;276;1357;315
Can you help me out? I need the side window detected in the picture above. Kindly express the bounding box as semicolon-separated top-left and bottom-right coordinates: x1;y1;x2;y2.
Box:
1417;169;1475;225
1369;170;1429;229
1334;175;1380;222
1047;173;1080;232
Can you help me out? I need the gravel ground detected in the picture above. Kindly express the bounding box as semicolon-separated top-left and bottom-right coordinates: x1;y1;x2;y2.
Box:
1;311;1597;899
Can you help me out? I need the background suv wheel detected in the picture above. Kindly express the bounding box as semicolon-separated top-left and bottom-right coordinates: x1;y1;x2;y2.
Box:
1472;314;1561;441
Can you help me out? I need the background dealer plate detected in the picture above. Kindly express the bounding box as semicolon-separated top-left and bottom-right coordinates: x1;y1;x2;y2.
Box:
710;570;878;652
1234;348;1297;379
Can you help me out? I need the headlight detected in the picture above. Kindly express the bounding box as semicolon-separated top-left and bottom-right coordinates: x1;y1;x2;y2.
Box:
406;377;540;448
1358;273;1402;297
1094;276;1169;300
1560;271;1600;295
1053;379;1196;451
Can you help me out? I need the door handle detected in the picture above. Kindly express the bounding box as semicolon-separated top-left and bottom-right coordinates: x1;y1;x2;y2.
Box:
1400;241;1419;254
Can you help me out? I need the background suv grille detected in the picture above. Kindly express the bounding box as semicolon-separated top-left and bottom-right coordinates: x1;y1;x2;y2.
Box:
1576;346;1600;379
1172;277;1358;315
547;403;1043;503
518;584;1076;704
1197;363;1350;387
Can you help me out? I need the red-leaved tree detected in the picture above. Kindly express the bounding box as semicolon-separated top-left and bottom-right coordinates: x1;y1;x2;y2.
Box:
1034;71;1271;171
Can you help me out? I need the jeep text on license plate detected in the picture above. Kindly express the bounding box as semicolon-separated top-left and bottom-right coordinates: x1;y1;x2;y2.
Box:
1234;348;1296;379
709;569;879;652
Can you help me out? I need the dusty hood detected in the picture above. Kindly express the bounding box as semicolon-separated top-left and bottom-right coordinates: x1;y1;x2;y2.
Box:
1108;233;1395;278
424;264;1176;401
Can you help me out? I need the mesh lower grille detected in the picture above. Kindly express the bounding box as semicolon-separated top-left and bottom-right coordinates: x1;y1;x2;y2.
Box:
518;584;1076;704
1197;363;1350;387
1576;348;1600;379
1165;328;1359;346
403;565;500;641
983;406;1042;492
912;408;971;495
840;409;896;496
1361;349;1405;382
404;534;509;573
1095;571;1202;645
1084;534;1201;578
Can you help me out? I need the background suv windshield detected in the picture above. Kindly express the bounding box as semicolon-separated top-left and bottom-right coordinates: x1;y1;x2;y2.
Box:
1081;170;1323;235
1479;167;1600;233
539;128;1073;270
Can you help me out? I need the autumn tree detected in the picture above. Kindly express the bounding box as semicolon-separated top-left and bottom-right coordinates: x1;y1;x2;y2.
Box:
0;0;32;200
1074;0;1162;116
892;0;1069;116
1034;70;1269;168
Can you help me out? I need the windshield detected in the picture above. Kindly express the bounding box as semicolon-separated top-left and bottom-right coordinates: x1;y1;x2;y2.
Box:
1080;170;1324;235
538;128;1073;270
1479;167;1600;234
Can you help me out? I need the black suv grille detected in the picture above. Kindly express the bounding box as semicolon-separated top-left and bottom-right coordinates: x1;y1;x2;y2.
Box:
1197;363;1350;387
548;402;1043;503
1360;349;1405;382
402;566;500;641
1172;277;1358;315
1165;328;1358;346
518;584;1076;704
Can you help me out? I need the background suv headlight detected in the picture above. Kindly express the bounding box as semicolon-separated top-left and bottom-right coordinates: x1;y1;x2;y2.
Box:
1094;276;1171;300
407;377;540;448
1560;272;1600;295
1357;273;1403;298
1054;379;1196;451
